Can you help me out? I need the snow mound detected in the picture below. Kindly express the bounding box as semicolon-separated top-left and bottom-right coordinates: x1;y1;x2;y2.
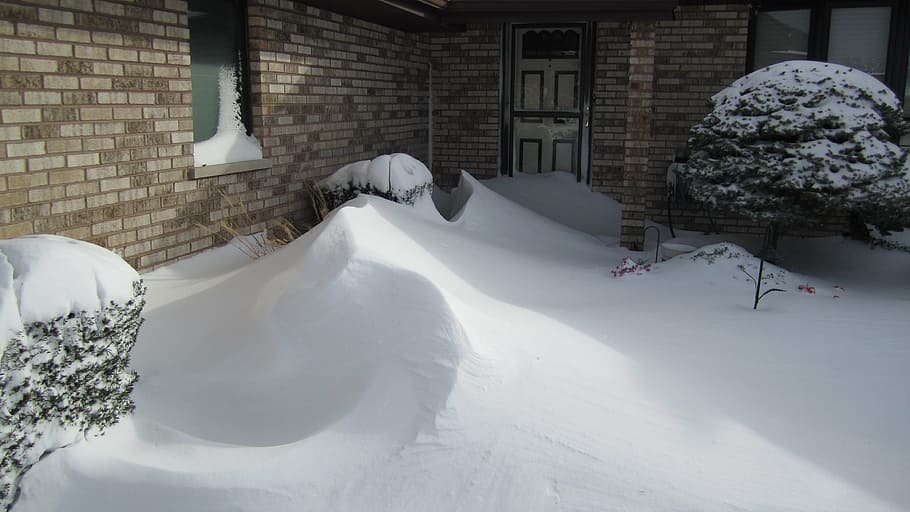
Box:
484;171;623;238
320;154;434;209
450;172;608;263
13;177;910;512
0;235;139;354
673;241;790;284
130;200;470;447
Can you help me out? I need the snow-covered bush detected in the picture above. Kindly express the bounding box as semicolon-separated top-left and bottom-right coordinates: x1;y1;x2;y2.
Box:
684;61;910;236
0;236;143;510
319;153;433;210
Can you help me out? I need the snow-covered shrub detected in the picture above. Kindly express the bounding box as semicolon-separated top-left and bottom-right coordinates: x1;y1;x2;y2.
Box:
319;153;433;210
689;243;788;310
684;61;910;235
0;236;143;510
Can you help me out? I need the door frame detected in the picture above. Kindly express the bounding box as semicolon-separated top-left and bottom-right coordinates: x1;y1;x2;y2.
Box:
500;22;596;184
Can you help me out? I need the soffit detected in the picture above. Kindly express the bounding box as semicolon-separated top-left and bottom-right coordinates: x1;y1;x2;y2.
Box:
299;0;679;32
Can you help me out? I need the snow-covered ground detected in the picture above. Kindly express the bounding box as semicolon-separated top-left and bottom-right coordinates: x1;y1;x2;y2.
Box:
14;172;910;512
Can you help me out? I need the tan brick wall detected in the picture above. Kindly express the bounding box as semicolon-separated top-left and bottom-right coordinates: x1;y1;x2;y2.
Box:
430;24;501;188
0;0;200;269
0;0;431;271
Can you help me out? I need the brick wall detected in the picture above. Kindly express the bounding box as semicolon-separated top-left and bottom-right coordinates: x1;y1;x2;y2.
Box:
591;5;757;242
591;22;629;198
0;0;199;269
649;3;752;234
248;0;429;184
0;0;430;271
430;24;501;188
620;22;656;248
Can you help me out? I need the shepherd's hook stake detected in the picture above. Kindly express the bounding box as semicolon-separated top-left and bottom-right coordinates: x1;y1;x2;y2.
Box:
643;225;661;262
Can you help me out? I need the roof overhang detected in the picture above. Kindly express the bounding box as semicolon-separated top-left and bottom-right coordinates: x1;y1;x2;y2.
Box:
300;0;679;32
445;0;679;23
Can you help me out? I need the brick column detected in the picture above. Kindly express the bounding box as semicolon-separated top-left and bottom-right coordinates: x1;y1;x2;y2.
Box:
620;22;656;250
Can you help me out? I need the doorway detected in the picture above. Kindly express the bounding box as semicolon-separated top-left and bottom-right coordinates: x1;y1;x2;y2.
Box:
502;23;594;183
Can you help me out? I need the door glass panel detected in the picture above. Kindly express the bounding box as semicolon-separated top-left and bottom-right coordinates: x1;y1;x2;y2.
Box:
753;9;810;70
513;117;579;173
828;7;891;81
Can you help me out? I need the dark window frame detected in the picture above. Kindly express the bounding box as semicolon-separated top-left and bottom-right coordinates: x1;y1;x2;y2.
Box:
747;0;910;109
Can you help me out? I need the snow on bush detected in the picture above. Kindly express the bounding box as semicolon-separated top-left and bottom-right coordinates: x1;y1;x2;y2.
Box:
684;60;910;233
319;153;434;210
0;236;144;510
688;243;787;281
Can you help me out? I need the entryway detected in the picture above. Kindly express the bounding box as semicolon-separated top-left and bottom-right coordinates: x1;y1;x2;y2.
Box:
502;23;595;183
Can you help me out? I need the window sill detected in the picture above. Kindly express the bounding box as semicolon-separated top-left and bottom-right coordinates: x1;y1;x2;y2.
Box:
190;158;271;180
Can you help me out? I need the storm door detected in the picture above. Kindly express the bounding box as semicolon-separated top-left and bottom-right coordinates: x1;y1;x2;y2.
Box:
503;24;594;183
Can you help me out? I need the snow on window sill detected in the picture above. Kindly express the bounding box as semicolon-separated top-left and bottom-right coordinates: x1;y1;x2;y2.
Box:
190;158;271;180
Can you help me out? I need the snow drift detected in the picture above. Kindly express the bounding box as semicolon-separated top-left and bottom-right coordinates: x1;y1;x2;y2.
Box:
11;174;910;512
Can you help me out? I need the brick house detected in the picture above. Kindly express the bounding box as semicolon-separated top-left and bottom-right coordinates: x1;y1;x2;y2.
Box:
1;0;908;270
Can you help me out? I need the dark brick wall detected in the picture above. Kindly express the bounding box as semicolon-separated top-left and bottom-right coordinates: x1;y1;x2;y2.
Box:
249;1;429;177
430;24;501;188
649;3;753;234
591;22;629;198
620;22;656;248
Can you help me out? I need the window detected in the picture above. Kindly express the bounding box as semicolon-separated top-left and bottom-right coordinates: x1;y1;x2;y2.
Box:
749;1;910;130
827;7;891;81
752;9;810;70
904;50;910;146
189;0;263;169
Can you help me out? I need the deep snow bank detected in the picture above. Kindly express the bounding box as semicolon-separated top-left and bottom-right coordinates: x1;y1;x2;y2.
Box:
483;171;623;238
130;200;469;447
12;177;910;512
